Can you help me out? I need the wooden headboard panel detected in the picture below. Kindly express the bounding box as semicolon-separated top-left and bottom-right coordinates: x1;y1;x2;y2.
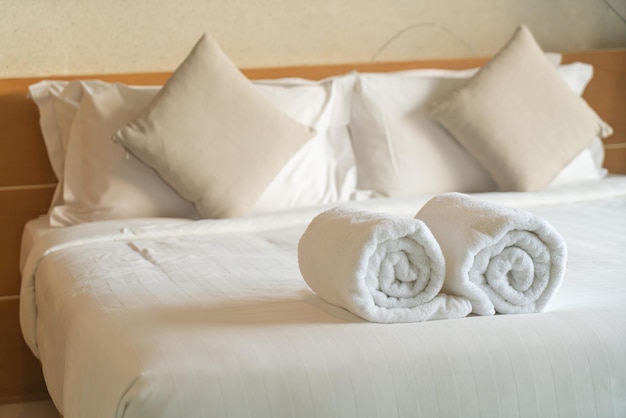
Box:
0;49;624;404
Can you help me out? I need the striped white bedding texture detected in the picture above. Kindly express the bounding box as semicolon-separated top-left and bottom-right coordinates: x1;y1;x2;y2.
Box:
20;176;626;418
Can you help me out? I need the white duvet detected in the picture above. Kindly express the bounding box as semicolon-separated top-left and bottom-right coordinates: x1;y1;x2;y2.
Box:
20;177;626;418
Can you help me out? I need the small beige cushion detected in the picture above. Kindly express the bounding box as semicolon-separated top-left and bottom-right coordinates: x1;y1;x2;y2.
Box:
432;25;612;192
113;34;314;218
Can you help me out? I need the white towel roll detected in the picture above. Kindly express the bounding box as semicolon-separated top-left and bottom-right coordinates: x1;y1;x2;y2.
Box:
298;207;471;323
416;193;567;315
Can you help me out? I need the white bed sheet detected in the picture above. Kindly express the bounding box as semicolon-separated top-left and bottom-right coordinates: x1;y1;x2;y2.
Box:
20;215;54;273
20;177;626;418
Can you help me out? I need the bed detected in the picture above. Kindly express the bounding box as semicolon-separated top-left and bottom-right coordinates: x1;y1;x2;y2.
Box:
1;26;626;417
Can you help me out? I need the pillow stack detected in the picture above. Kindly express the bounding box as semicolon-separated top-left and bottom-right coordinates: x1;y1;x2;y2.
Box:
111;34;315;219
31;35;357;225
348;25;612;198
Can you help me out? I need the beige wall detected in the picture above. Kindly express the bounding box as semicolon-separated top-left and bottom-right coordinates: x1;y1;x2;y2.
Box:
1;0;625;77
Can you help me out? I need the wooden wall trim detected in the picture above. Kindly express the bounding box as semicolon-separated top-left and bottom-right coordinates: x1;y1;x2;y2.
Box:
0;300;49;404
0;188;56;297
562;48;626;169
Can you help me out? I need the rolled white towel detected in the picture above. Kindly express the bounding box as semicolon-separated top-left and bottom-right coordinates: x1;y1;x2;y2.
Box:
298;207;472;323
416;193;567;315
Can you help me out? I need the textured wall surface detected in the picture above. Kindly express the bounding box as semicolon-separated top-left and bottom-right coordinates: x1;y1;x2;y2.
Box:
1;0;625;77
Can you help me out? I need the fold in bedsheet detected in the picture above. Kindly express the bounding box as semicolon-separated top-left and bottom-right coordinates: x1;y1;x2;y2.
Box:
298;207;472;322
416;192;567;315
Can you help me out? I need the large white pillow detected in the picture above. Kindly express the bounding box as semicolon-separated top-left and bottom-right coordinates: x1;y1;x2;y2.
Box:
251;74;357;213
350;67;495;197
349;56;608;197
431;25;612;192
29;81;72;181
29;80;109;208
50;82;200;226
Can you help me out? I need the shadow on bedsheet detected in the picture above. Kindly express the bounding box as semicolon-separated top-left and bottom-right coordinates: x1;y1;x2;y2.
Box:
149;291;365;327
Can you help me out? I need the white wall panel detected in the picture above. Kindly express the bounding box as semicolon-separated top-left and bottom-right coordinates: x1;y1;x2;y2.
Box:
0;0;624;77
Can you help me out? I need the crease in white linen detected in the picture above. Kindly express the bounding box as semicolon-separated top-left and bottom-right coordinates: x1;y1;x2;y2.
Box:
20;176;626;356
416;192;567;315
297;207;472;323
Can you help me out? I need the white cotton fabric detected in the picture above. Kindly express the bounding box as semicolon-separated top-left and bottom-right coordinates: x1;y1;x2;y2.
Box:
416;193;567;315
298;207;471;322
51;81;200;225
20;176;626;418
250;74;358;213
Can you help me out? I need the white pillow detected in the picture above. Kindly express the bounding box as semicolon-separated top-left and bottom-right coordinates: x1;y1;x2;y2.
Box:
549;144;604;187
29;80;94;208
351;67;495;197
349;58;607;197
251;74;357;213
29;81;71;181
50;82;200;226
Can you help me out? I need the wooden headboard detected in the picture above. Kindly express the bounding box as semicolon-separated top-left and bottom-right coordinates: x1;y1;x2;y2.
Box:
0;49;624;404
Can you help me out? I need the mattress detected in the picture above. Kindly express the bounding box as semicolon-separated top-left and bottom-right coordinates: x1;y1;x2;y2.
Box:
20;177;626;418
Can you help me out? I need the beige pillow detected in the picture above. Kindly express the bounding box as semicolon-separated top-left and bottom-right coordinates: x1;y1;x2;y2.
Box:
112;34;314;218
432;25;613;192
